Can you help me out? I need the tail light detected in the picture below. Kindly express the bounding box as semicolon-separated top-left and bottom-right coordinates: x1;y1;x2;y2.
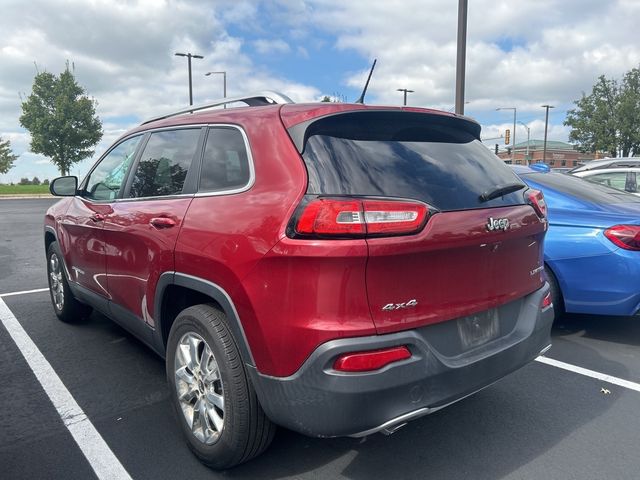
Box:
527;189;547;219
292;197;429;238
604;225;640;251
333;346;412;372
541;291;552;309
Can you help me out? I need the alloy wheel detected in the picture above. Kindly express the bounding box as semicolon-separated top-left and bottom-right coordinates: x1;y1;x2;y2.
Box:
174;332;225;445
49;253;65;311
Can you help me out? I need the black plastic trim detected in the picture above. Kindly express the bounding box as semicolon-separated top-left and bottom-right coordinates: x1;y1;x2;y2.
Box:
67;281;163;357
43;225;57;250
154;272;255;365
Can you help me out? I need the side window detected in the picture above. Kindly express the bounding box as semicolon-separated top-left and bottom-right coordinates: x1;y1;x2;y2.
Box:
84;136;141;201
129;129;200;198
199;128;251;192
587;172;628;190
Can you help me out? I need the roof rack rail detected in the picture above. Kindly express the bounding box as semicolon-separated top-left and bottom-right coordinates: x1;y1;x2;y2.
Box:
140;90;294;126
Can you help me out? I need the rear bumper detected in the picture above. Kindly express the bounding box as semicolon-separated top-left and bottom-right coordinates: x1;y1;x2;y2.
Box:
249;284;553;437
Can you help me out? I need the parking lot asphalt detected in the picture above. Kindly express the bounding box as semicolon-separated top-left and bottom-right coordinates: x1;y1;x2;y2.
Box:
2;198;640;479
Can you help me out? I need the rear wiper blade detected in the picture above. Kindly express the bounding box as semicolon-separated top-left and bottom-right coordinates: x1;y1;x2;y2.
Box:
479;183;525;202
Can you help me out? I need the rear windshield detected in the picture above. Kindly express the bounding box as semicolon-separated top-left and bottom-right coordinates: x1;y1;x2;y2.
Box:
524;172;640;204
300;112;526;211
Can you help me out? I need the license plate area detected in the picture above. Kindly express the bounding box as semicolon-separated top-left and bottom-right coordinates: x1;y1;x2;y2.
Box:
457;308;500;349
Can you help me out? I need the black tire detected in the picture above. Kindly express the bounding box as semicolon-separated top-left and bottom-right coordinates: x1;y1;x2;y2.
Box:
46;241;92;322
544;265;564;321
166;304;275;469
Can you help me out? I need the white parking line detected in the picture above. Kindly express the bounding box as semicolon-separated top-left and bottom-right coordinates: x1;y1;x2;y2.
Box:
0;287;49;298
536;356;640;393
0;298;132;480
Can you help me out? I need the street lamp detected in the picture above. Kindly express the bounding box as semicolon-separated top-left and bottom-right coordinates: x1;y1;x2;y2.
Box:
496;107;517;163
397;88;414;106
542;105;555;163
518;121;531;165
205;71;227;108
175;52;204;106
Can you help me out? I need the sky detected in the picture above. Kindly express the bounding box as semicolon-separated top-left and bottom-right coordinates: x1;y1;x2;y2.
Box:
1;0;640;183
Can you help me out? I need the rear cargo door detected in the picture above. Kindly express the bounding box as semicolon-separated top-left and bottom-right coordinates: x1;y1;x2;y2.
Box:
297;110;547;334
365;206;545;333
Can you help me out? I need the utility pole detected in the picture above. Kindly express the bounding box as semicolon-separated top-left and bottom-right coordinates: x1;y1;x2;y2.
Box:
542;105;555;163
455;0;468;115
518;121;531;165
397;88;414;106
497;107;517;163
175;52;204;105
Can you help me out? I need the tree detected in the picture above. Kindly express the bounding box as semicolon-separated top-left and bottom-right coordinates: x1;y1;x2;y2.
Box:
617;67;640;157
565;67;640;157
32;176;41;185
20;63;103;176
0;137;18;174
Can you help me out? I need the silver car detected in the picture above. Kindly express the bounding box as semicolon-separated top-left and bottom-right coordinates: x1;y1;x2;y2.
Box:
573;167;640;196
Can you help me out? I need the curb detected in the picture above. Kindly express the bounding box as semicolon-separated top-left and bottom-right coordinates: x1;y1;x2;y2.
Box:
0;195;54;200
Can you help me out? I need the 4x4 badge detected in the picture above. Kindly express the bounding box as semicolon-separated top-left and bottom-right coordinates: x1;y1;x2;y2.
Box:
382;299;418;311
486;217;510;231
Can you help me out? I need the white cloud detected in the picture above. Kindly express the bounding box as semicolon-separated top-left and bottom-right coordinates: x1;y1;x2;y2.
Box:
252;39;291;55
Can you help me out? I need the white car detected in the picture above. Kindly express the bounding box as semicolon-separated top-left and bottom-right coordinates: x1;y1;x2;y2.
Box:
573;167;640;196
569;157;640;173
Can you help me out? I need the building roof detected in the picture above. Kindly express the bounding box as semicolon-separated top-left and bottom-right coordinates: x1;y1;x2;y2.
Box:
513;140;576;151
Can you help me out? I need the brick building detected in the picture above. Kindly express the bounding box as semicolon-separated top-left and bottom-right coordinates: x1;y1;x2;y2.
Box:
496;140;597;169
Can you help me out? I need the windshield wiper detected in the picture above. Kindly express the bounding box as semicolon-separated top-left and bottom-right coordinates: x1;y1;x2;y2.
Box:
479;183;525;202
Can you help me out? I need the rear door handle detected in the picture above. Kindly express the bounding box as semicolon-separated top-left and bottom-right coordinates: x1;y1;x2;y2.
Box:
150;217;177;229
90;213;105;222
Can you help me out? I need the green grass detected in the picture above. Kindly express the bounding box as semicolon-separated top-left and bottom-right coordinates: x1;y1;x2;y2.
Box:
0;184;51;195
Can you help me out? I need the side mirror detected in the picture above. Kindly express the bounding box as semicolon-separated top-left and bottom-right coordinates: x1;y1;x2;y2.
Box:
50;176;78;196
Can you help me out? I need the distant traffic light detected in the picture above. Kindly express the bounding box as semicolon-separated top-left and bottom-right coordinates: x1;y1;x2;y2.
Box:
505;129;511;145
495;144;499;155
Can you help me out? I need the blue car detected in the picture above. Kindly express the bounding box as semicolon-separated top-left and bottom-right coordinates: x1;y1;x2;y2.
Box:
514;165;640;318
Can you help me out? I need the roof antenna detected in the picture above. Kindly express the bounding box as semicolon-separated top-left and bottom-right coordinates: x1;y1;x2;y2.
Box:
355;58;377;104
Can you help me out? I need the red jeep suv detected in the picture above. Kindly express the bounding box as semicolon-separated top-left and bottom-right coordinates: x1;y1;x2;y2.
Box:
45;92;553;468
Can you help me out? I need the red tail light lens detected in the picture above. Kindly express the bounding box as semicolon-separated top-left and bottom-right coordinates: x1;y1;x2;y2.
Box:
541;291;552;309
604;225;640;251
527;189;547;219
294;198;429;238
296;199;365;236
333;346;412;372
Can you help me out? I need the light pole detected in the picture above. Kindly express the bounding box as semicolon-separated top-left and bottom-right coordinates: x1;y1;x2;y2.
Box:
455;0;468;115
518;121;531;165
496;107;516;163
205;71;227;108
175;52;204;106
397;88;414;106
542;105;555;164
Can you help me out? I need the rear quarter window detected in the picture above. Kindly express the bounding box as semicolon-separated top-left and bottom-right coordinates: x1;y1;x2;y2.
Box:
199;127;252;193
